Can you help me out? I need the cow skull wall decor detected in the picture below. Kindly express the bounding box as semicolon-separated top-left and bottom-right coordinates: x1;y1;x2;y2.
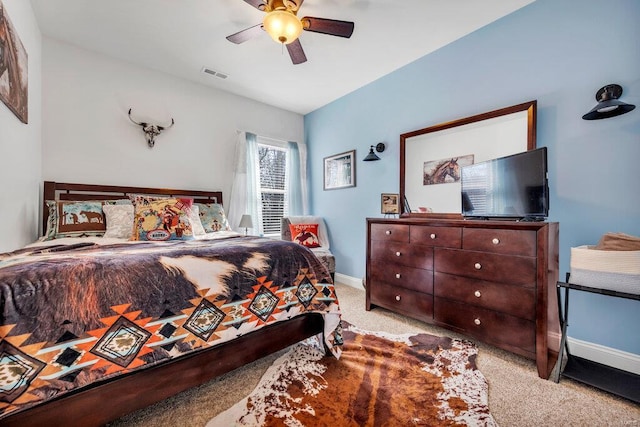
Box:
128;108;175;148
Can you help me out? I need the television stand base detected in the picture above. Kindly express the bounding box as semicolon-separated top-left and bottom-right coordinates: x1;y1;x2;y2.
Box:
463;216;545;222
517;216;545;222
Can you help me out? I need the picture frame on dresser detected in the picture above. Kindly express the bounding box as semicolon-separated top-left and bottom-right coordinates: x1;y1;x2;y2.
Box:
381;193;399;214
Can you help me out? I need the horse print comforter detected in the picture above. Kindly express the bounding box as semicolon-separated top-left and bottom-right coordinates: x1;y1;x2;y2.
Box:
0;236;342;420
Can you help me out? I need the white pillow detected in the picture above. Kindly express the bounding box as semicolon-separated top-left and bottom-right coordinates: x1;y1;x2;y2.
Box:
189;205;206;237
103;204;134;239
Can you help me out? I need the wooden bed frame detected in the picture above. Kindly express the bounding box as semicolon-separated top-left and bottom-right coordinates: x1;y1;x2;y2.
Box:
3;181;326;427
41;181;225;233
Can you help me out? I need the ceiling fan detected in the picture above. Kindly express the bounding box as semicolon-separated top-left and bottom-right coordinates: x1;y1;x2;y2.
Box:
226;0;355;65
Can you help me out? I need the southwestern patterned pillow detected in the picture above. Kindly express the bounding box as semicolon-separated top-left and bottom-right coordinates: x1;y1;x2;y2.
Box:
132;197;195;241
289;223;321;248
195;203;231;233
43;200;110;240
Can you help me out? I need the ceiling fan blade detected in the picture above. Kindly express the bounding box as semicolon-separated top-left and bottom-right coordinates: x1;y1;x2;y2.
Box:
242;0;267;11
286;39;307;65
301;17;355;38
226;24;264;44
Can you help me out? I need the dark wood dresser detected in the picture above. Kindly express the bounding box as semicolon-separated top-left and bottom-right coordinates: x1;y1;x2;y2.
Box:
366;217;560;379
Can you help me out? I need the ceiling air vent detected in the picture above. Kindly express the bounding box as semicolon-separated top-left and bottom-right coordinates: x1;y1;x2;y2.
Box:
202;67;228;80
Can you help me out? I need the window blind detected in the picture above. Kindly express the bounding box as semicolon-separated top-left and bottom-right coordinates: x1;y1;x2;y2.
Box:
257;143;288;235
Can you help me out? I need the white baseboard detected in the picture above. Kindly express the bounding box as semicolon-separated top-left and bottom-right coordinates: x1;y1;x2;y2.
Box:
567;337;640;375
334;273;640;374
334;273;363;290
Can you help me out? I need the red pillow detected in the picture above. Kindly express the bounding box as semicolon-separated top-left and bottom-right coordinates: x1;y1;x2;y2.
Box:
289;223;321;248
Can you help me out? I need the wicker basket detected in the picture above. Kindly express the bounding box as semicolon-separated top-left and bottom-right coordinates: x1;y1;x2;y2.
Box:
570;245;640;295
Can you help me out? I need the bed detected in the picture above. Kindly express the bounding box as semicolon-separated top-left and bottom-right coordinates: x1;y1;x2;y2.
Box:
0;181;342;426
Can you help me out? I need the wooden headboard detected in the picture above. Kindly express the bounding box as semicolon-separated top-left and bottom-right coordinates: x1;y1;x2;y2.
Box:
43;181;223;232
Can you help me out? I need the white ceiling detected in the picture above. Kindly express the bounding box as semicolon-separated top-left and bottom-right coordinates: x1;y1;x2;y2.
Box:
30;0;534;115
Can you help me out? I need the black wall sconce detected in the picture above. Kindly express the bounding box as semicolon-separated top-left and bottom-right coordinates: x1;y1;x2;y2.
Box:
582;84;635;120
363;143;386;161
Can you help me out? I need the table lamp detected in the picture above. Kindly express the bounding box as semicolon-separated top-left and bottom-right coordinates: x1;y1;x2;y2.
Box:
239;214;253;236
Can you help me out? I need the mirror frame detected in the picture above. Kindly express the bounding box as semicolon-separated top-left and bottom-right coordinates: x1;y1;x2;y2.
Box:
399;100;537;218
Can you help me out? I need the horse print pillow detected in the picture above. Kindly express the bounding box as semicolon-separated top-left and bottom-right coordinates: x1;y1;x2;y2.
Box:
289;223;321;248
43;200;110;240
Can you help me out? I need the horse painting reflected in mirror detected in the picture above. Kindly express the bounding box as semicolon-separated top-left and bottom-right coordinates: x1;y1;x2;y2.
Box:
423;154;474;185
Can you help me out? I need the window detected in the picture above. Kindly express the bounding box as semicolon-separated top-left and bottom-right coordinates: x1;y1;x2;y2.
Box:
228;132;305;237
257;140;289;236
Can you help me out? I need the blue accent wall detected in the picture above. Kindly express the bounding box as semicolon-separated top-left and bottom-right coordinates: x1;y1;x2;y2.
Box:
305;0;640;354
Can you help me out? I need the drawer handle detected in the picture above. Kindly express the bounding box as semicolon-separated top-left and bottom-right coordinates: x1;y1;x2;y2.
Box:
395;295;401;301
430;233;436;239
474;318;481;326
386;230;392;235
474;290;482;298
395;251;402;257
474;262;482;270
492;238;500;245
395;273;401;279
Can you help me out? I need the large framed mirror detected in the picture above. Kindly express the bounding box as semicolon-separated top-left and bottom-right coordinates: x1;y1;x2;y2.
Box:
400;100;537;217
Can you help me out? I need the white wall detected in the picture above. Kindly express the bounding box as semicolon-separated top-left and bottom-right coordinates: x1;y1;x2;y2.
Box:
41;38;303;219
0;0;42;252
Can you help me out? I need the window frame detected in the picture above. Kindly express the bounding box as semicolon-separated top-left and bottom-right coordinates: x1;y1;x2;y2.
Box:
256;137;290;237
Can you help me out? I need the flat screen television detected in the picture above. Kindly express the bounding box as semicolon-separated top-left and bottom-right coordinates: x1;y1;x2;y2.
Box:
460;147;548;220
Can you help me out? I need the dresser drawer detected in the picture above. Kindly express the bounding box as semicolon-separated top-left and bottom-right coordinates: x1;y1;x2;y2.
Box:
370;264;433;294
370;223;409;242
434;297;535;355
434;272;535;320
370;240;433;270
463;228;536;256
435;248;536;286
370;282;433;322
410;226;462;248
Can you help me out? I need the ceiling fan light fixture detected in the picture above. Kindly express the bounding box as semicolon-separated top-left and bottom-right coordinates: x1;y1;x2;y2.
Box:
263;10;302;44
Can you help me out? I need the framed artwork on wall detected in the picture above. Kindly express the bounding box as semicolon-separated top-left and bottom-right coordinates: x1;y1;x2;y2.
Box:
381;193;399;214
0;0;29;124
323;150;356;190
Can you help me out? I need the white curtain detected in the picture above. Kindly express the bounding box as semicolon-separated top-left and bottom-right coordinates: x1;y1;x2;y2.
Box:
227;131;258;234
287;141;309;216
228;132;308;235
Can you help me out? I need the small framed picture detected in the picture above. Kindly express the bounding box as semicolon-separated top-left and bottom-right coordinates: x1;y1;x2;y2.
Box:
381;193;399;214
324;150;356;190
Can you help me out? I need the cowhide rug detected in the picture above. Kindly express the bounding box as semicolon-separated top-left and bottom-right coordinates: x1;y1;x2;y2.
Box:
207;322;497;427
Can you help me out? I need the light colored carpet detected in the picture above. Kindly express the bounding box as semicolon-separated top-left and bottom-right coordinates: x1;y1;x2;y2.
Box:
110;282;640;427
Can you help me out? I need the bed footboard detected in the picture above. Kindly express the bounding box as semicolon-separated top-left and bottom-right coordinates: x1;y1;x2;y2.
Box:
2;313;324;427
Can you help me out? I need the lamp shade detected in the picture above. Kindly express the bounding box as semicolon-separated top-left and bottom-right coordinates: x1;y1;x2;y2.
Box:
239;214;253;229
263;10;303;44
363;146;380;161
363;143;386;161
582;84;636;120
